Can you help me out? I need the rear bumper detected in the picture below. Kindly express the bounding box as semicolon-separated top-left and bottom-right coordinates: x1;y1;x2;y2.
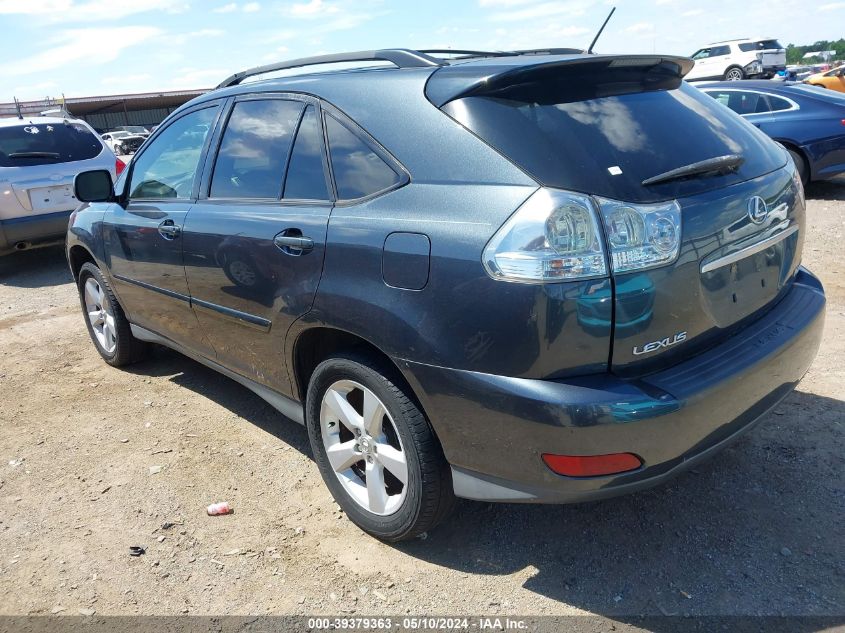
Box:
398;267;825;503
0;210;72;255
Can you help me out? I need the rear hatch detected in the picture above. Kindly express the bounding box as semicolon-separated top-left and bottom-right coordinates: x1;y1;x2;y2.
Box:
744;39;786;69
0;119;106;220
429;54;801;376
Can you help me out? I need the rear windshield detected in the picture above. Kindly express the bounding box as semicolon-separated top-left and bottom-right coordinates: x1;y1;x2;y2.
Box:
739;40;785;52
0;121;102;167
442;80;786;203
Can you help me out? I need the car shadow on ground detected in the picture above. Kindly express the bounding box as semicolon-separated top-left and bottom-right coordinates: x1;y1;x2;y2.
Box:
805;178;845;202
126;346;311;454
0;245;71;288
126;347;844;621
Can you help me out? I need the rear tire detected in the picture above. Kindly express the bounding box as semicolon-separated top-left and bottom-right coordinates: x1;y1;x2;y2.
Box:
77;262;148;367
305;354;455;542
787;148;809;186
724;66;745;81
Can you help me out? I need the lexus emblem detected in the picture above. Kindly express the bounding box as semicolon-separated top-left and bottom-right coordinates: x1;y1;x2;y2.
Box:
747;196;768;224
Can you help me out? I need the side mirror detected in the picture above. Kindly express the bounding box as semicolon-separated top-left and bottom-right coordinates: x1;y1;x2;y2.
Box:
74;170;115;203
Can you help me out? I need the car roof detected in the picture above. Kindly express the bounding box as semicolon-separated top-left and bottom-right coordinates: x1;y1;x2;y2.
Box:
192;51;693;110
697;80;800;92
0;115;84;128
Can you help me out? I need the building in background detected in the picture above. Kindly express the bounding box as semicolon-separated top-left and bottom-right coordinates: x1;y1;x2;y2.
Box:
0;89;208;132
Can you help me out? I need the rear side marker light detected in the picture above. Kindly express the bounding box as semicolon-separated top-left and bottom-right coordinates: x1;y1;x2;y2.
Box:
115;157;126;176
542;452;643;477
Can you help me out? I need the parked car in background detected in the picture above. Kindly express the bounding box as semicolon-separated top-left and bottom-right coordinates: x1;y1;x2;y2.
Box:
101;130;145;155
68;49;824;541
687;38;786;81
804;66;845;93
114;125;150;138
0;115;121;256
699;81;845;183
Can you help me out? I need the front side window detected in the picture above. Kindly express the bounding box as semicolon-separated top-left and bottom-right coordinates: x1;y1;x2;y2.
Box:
691;49;710;60
210;99;303;199
325;115;401;201
129;106;217;199
283;105;330;201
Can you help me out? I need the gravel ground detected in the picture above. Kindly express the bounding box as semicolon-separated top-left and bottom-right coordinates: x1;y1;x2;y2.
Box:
0;180;843;621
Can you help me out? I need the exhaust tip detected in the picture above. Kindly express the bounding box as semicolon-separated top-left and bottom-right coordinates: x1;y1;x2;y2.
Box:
14;241;31;251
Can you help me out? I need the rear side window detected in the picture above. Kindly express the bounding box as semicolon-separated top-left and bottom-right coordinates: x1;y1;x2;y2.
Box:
0;121;102;167
283;106;330;201
211;99;303;199
768;95;793;112
443;80;786;203
325;115;401;200
130;106;217;199
711;46;730;57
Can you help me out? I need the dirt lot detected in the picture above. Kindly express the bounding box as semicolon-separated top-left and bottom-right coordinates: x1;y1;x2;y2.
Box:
0;181;843;622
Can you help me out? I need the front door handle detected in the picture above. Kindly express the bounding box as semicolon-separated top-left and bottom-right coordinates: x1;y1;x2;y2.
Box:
274;230;314;255
158;219;181;240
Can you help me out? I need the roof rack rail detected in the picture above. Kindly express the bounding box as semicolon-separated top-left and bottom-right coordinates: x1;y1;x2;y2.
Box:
217;48;444;89
418;49;510;58
514;48;586;55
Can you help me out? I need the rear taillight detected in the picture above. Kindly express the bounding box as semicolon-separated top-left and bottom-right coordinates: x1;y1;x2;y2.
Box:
115;157;126;176
542;452;643;477
482;189;607;283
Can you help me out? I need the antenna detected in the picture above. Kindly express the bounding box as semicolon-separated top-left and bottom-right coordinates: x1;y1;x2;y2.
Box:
13;97;23;120
586;6;616;54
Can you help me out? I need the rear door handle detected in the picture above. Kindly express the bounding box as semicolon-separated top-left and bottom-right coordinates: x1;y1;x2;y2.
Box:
158;219;181;240
274;231;314;255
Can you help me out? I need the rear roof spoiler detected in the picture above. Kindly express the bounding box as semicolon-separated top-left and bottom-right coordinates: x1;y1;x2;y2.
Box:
425;54;695;107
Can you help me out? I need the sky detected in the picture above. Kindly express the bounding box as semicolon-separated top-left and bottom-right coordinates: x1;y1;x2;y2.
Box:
1;0;844;102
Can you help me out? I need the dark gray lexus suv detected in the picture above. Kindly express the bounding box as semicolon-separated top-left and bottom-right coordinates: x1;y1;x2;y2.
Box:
67;49;825;541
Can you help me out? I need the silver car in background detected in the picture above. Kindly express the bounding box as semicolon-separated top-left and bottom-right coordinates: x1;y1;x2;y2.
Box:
0;115;121;256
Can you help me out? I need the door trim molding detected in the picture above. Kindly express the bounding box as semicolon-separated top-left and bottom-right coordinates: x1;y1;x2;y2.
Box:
113;274;191;302
114;273;271;332
191;297;272;331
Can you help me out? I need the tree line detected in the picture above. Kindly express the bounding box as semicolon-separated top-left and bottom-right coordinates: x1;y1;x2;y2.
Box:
785;39;845;64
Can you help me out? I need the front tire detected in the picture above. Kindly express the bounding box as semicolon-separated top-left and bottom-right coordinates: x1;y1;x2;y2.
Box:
306;355;454;542
77;262;148;366
724;66;745;81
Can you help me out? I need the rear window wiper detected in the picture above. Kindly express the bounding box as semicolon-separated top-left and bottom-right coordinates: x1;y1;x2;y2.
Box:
8;151;61;159
642;154;744;187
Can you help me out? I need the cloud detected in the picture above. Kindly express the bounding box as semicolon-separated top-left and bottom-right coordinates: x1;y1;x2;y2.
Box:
243;1;260;11
624;22;655;34
288;0;339;18
818;1;845;9
478;0;533;6
681;8;704;16
2;26;161;77
485;1;591;22
0;0;188;20
213;2;238;12
168;68;229;87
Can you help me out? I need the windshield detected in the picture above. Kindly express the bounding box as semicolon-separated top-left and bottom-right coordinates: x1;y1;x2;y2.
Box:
442;81;785;203
0;121;103;167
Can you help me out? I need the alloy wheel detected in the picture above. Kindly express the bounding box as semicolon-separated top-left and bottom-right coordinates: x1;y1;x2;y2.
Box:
319;380;408;516
83;277;116;354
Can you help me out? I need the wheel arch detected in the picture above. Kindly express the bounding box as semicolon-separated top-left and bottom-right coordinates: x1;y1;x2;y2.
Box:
68;244;97;282
291;325;431;426
776;139;812;180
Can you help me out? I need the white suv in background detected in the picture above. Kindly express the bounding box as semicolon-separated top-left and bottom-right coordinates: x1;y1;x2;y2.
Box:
0;115;121;256
687;38;787;81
